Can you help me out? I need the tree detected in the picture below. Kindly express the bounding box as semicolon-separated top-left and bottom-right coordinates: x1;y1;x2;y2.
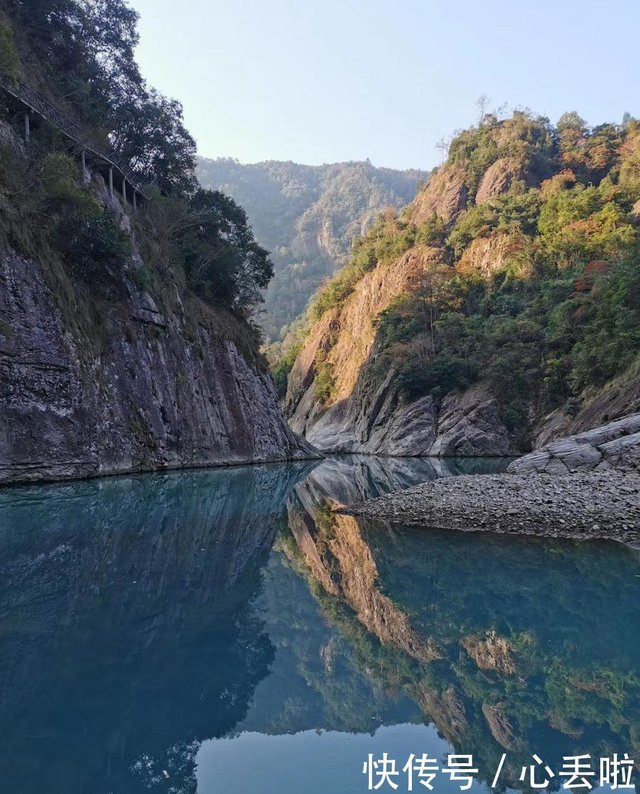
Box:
477;94;490;124
6;0;197;197
177;189;273;315
110;88;197;195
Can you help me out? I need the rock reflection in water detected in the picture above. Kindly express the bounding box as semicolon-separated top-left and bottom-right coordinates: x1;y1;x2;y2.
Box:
284;459;640;790
1;455;639;793
0;463;313;793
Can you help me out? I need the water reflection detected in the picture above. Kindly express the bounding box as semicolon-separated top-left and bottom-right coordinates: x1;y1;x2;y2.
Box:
284;461;640;791
0;456;638;793
0;464;311;793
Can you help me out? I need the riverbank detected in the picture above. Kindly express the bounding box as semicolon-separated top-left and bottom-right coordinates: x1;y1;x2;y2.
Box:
343;469;640;543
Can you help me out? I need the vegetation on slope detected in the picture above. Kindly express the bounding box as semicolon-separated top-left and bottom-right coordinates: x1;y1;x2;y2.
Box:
0;0;272;323
197;158;428;342
298;110;640;440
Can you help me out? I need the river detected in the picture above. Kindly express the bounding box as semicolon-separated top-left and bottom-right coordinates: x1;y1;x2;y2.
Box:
0;456;638;793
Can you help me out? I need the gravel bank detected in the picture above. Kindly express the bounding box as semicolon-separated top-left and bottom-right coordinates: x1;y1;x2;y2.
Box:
343;470;640;543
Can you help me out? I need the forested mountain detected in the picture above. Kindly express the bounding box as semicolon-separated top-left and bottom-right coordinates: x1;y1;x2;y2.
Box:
285;110;640;455
0;0;310;484
197;158;428;342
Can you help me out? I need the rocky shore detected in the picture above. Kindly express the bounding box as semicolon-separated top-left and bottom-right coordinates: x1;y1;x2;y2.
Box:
344;470;640;543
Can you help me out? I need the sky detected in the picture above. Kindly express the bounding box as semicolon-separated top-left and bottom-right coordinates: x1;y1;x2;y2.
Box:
128;0;640;172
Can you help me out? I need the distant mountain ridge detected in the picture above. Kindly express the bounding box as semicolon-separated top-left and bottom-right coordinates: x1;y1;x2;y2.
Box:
197;158;429;341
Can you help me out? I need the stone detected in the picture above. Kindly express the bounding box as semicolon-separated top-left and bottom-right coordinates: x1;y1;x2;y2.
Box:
509;414;640;474
409;164;468;226
345;470;640;543
0;251;316;485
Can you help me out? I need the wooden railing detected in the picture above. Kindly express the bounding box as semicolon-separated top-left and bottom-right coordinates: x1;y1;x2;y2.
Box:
0;75;149;201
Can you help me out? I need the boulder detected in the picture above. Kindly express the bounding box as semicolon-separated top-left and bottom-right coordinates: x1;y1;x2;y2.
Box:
508;414;640;473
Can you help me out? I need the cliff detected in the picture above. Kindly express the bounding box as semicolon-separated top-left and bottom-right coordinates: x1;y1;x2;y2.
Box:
0;6;317;485
285;111;640;456
0;247;313;485
286;240;513;456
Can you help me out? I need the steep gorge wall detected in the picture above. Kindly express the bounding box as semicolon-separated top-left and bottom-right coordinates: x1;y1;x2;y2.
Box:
285;172;514;457
0;250;313;485
285;111;640;457
0;152;314;484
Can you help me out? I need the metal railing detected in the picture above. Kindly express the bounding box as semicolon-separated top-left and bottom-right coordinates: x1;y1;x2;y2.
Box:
0;75;149;199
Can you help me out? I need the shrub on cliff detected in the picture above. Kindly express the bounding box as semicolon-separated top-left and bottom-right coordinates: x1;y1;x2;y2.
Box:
39;153;132;280
0;18;17;77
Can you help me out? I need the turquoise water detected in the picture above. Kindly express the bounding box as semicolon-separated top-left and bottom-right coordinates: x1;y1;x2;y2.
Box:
0;455;638;793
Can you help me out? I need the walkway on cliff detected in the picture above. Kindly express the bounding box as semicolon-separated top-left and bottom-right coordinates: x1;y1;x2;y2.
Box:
0;75;148;210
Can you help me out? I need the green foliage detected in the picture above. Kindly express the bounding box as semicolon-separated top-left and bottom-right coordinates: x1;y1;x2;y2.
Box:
447;203;496;257
50;155;130;272
538;183;636;266
6;0;196;195
0;17;18;77
56;208;132;280
300;110;640;443
197;158;428;341
309;213;425;320
448;111;556;199
398;355;476;405
314;350;335;404
0;4;275;324
270;342;301;399
129;264;154;293
177;189;273;315
571;252;640;390
38;153;132;280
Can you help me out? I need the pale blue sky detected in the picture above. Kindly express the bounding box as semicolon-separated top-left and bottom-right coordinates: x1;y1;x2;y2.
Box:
129;0;640;171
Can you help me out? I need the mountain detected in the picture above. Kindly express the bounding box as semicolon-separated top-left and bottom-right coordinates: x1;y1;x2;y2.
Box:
0;0;312;485
197;158;428;342
285;110;640;455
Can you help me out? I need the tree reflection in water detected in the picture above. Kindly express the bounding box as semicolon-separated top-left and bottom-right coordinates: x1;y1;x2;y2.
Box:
0;455;638;793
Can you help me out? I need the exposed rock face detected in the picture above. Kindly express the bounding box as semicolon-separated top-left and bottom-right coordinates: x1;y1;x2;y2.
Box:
429;385;511;456
0;251;314;485
413;684;468;741
290;363;512;457
287;247;442;421
457;232;530;279
410;164;467;225
508;414;640;474
286;243;513;457
475;157;527;204
481;705;519;751
461;631;516;675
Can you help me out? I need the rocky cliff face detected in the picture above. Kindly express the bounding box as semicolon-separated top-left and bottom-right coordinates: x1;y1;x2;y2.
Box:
282;131;536;457
285;110;640;457
285;239;513;456
0;245;314;485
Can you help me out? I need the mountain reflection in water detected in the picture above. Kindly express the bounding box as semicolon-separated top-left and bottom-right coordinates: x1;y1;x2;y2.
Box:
0;455;638;793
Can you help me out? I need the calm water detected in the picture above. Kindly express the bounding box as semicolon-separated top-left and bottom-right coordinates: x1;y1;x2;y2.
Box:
1;455;639;793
